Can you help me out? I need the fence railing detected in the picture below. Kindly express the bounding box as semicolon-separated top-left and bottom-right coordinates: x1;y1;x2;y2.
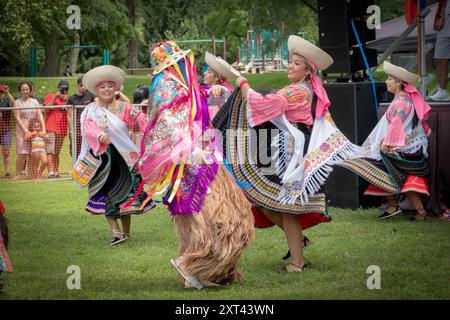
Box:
0;104;147;180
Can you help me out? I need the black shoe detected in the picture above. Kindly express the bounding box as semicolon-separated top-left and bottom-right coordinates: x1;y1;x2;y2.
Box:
378;207;401;220
109;236;127;246
282;236;311;261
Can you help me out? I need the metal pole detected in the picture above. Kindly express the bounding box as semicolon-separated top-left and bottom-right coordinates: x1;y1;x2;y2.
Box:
30;47;37;77
371;21;417;72
237;47;240;66
71;106;77;167
223;39;227;60
417;0;426;96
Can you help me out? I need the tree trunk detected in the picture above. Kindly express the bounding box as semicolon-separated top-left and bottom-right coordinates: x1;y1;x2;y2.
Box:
127;0;139;69
69;32;80;75
42;32;60;76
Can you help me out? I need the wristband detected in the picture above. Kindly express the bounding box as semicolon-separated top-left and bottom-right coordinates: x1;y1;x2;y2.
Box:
99;133;109;143
237;77;248;90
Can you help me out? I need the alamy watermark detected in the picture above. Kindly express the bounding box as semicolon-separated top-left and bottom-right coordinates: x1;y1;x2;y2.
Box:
66;265;81;290
66;5;81;30
366;265;381;289
366;5;381;30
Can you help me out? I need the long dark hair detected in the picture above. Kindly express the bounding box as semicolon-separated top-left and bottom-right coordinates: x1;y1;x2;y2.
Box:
311;94;318;121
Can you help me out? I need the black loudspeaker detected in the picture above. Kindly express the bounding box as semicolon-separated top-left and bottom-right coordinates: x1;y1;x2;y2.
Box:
318;0;377;74
324;82;384;209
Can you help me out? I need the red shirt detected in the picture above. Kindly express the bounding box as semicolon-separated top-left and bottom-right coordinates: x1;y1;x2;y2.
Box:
43;93;68;136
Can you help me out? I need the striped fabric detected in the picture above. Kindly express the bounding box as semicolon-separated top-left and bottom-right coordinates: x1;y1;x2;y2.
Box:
85;144;154;218
338;150;430;195
214;89;330;217
338;158;399;193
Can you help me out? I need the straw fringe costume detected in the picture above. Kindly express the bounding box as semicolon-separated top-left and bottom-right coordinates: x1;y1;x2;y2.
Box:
138;42;254;286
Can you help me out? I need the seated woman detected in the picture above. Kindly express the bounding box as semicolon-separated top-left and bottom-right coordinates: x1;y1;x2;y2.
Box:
339;61;431;221
76;65;155;246
215;35;361;272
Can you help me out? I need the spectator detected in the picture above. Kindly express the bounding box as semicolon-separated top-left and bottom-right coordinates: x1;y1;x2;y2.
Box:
0;85;16;178
43;80;70;178
26;117;49;179
13;81;46;180
430;0;450;101
64;65;73;77
67;76;95;158
132;84;149;105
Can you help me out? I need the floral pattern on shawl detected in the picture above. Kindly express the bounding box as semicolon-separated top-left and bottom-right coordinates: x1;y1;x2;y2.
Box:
383;94;413;148
81;102;147;166
139;67;219;216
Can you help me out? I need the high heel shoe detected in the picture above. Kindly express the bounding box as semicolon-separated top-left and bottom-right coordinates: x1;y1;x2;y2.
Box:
282;236;311;261
410;210;428;221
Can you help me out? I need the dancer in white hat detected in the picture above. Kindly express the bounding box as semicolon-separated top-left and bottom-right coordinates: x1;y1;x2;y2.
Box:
217;35;360;272
340;61;431;221
202;52;238;119
75;65;155;246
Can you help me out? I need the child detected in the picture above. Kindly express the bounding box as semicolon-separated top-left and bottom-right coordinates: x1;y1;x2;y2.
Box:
26;118;49;179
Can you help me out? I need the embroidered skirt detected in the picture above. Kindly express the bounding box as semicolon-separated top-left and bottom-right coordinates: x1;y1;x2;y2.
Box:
339;148;430;196
85;144;154;218
213;89;331;230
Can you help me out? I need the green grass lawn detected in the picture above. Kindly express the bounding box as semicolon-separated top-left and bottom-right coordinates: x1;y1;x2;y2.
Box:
0;179;449;300
0;72;289;103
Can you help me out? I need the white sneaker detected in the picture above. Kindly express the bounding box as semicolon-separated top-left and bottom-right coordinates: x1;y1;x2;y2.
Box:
429;88;450;101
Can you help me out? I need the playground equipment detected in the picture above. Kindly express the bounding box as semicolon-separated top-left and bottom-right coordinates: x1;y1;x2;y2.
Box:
173;38;227;59
239;30;309;73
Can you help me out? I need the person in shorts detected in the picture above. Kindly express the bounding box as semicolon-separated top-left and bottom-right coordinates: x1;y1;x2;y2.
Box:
0;85;16;179
67;76;95;158
43;80;70;178
430;0;450;101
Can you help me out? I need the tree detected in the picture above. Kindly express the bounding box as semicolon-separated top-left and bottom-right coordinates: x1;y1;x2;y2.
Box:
0;0;36;76
126;0;145;69
205;0;248;63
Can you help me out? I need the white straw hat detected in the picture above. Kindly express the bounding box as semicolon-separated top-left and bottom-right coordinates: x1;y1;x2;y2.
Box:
383;61;420;84
205;52;241;80
287;35;333;71
83;65;126;94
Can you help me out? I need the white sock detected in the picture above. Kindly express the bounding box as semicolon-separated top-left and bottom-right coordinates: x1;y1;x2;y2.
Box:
438;87;448;94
